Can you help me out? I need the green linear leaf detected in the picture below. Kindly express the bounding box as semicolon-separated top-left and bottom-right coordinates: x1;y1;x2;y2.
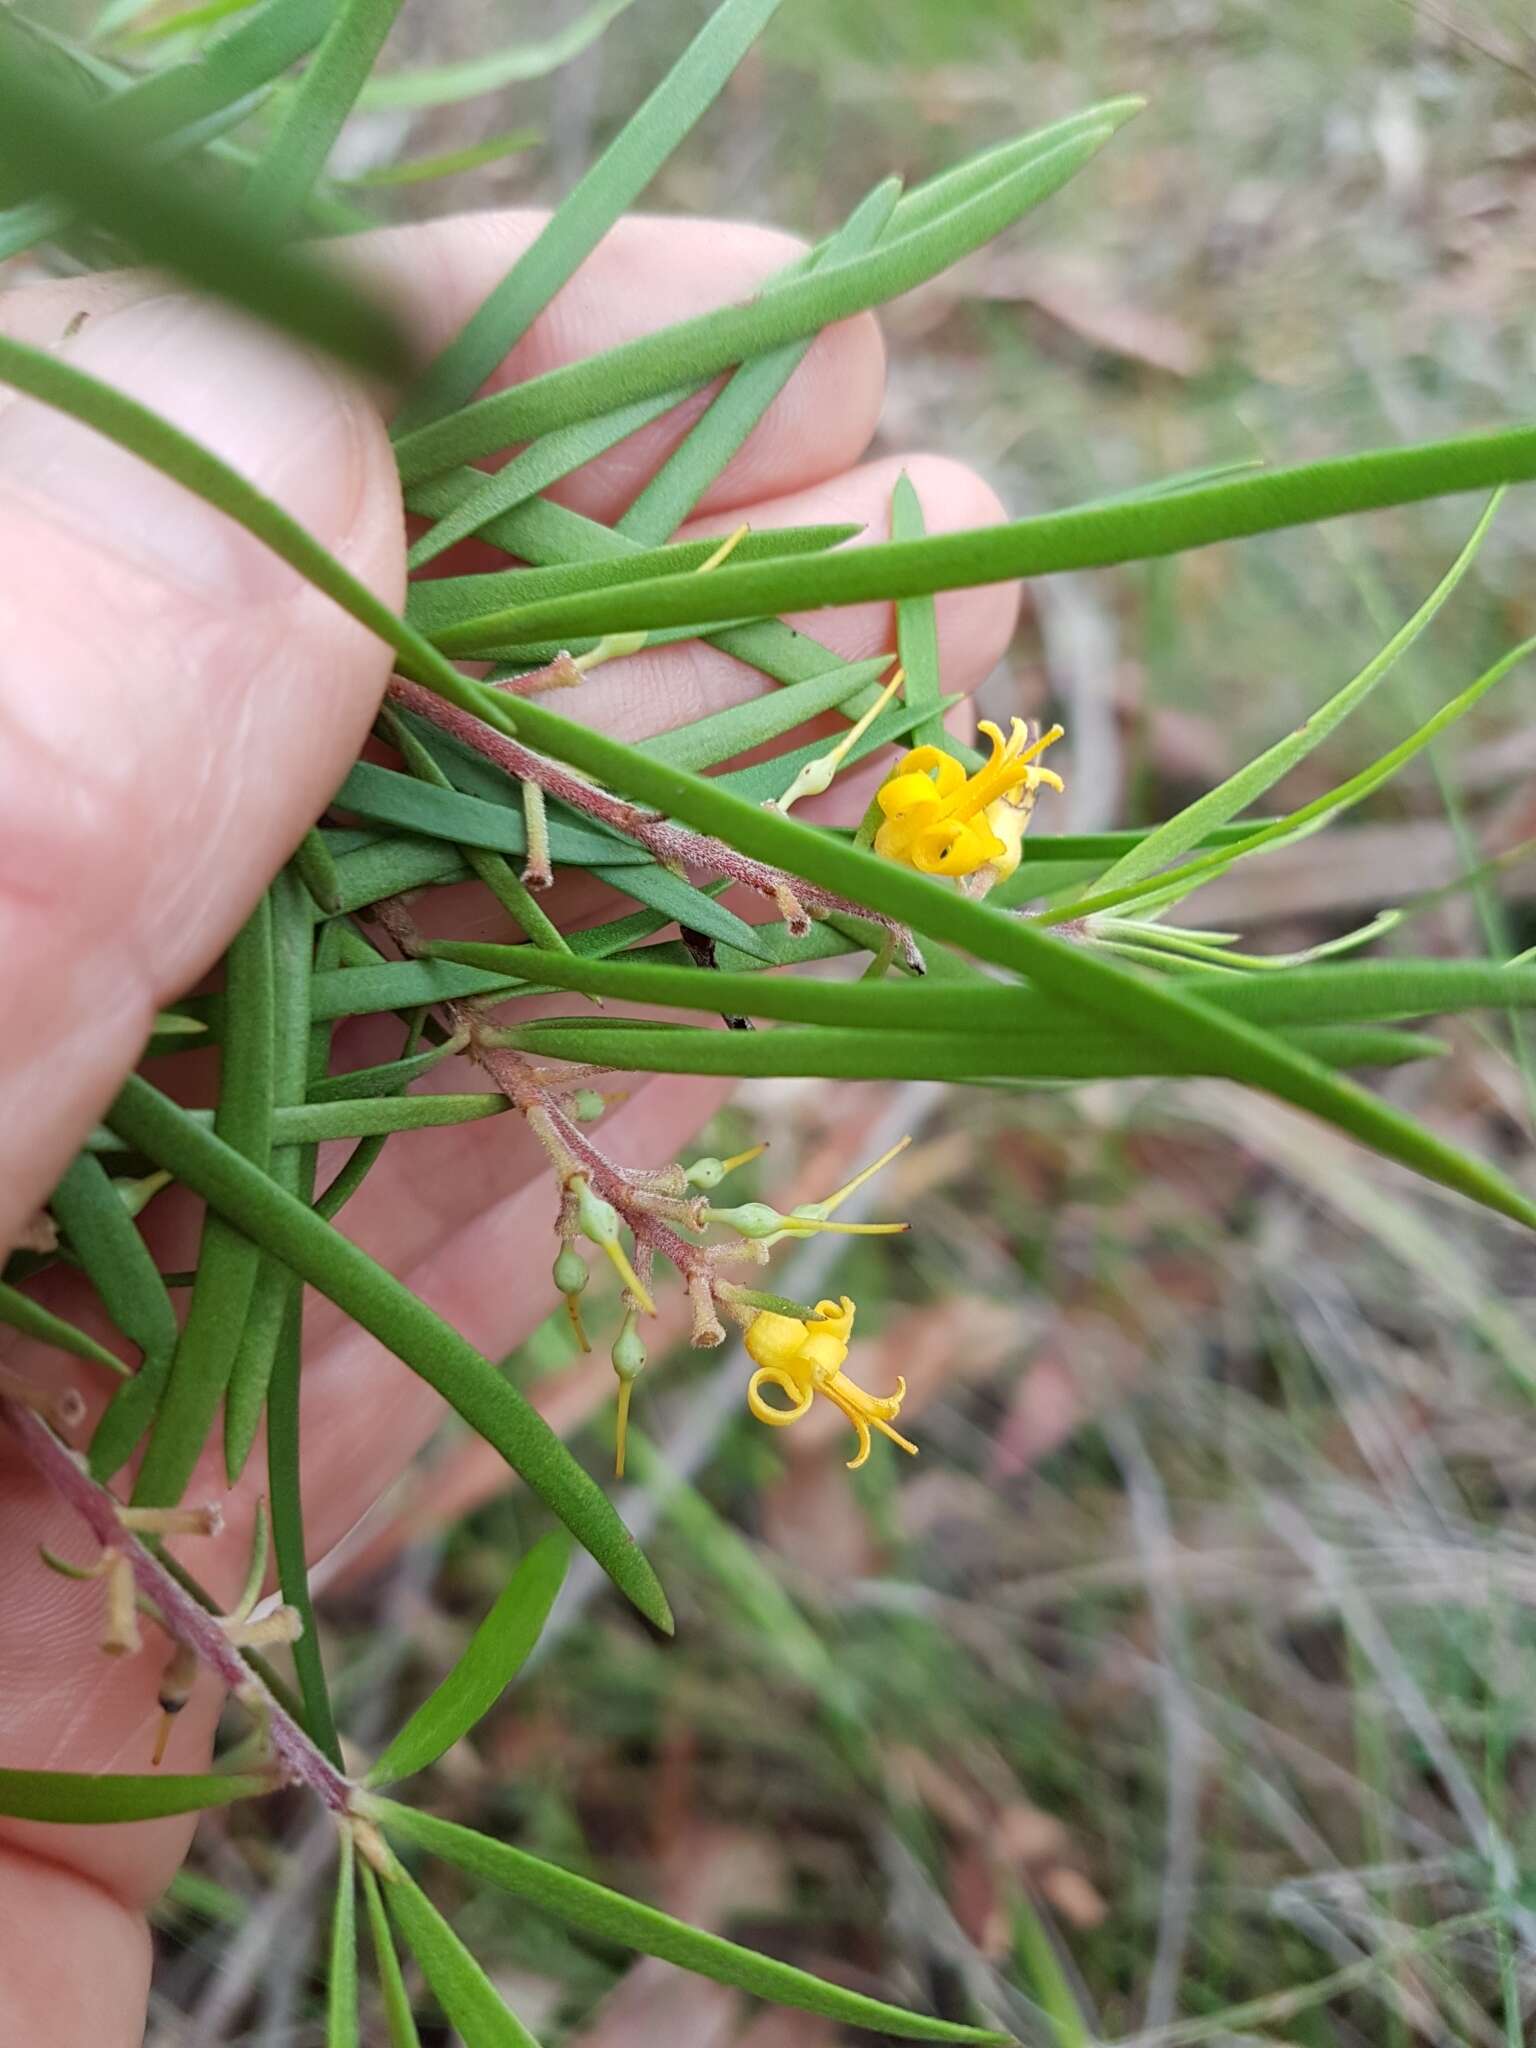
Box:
334;760;649;867
309;1044;459;1104
407;523;858;641
341;125;541;187
890;471;945;750
1087;492;1503;896
49;1151;178;1483
313;1009;429;1224
409;381;702;569
0;1766;270;1823
885;98;1144;239
393;118;1121;476
328;1828;360;2048
309;959;522;1021
99;0;327;134
105;1076;673;1633
587;856;777;961
429;938;1536;1037
500;1017;1429;1082
224;868;319;1483
280;1097;507;1141
0;0;331;261
361;0;629;110
0;1280;128;1377
240;0;403;234
383;1867;543;2048
0;42;405;375
362;1863;423;2048
614;171;902;544
393;0;782;429
267;883;348;1755
331;836;472;915
460;426;1536;645
293;826;344;914
367;1532;570;1787
647;656;892;771
1047;634;1536;925
134;889;275;1508
1200;960;1536;1029
406;488;873;707
490;691;1536;1229
371;1802;1008;2045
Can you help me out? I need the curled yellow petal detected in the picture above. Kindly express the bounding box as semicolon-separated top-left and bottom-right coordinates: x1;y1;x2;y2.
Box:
747;1363;815;1427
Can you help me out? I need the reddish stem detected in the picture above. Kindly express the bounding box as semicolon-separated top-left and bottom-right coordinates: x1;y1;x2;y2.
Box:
386;677;921;967
1;1399;352;1810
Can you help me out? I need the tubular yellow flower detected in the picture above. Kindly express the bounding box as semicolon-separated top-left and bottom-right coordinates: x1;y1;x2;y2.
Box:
873;718;1064;879
744;1295;917;1470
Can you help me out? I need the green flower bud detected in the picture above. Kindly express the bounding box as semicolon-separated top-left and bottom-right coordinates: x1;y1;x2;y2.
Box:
573;1179;621;1248
611;1313;647;1382
707;1200;785;1241
685;1155;726;1190
569;1089;607;1123
553;1246;588;1296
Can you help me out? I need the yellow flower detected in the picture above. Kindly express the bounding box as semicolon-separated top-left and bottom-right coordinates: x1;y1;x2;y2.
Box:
874;719;1064;880
744;1295;917;1470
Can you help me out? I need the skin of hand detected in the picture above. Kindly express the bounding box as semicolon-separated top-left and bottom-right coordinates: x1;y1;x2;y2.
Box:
0;209;1019;2046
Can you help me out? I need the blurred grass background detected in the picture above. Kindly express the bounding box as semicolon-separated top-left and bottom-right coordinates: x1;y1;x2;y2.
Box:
140;2;1536;2040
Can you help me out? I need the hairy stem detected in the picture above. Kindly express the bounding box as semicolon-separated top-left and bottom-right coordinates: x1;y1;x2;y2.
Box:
1;1397;352;1810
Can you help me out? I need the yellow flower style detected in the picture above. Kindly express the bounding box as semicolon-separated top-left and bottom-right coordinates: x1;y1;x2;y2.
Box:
874;718;1064;881
744;1295;917;1470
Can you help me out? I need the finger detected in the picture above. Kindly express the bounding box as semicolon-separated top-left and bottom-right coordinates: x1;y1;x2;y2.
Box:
0;292;404;1253
4;210;888;532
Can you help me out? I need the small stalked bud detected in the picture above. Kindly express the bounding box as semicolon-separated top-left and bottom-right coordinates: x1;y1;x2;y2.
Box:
102;1551;142;1659
553;1244;591;1352
688;1272;726;1349
767;665;906;816
222;1605;302;1650
0;1362;84;1435
610;1311;647;1479
707;1200;785;1242
569;1089;609;1123
570;1176;655;1314
116;1502;224;1540
113;1169;172;1220
571;629;650;675
152;1642;199;1768
684;1142;767;1190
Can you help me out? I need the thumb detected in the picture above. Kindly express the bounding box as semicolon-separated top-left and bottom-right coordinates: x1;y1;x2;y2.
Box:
0;292;404;1248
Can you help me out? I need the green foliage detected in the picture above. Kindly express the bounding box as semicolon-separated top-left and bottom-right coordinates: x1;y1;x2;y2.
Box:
0;1767;270;1822
367;1533;571;1788
327;1828;360;2048
383;1867;543;2047
372;1802;1012;2044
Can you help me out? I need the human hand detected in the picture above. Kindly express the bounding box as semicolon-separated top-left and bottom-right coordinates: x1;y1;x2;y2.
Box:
0;210;1018;2045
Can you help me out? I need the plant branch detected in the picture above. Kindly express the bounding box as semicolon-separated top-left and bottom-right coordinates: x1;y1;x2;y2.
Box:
0;1396;352;1811
387;674;922;968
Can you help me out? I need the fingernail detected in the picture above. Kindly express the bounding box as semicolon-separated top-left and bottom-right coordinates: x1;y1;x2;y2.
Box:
0;294;368;598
